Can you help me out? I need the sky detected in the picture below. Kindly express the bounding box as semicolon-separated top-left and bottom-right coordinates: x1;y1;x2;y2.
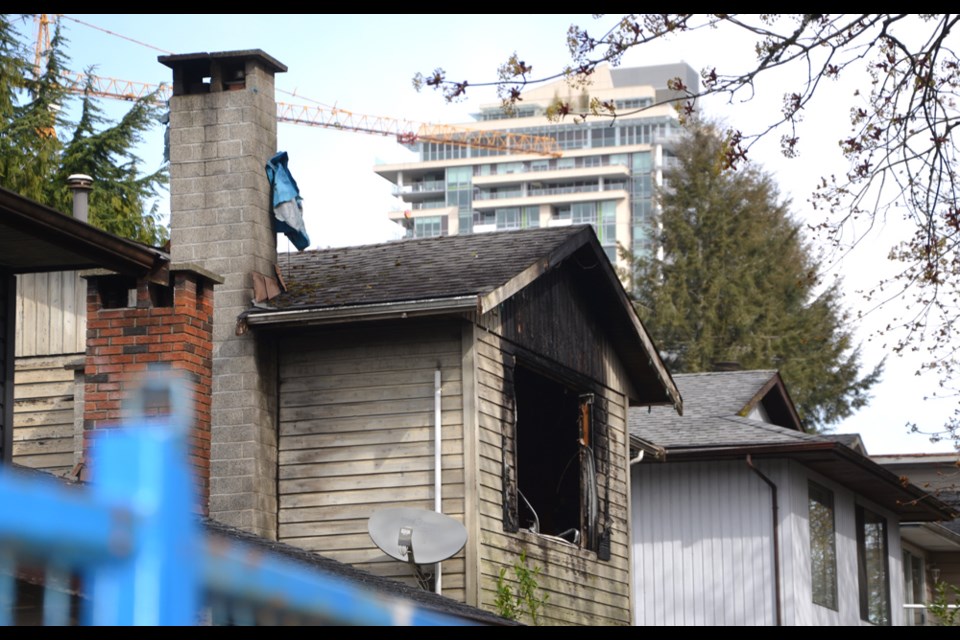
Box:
23;13;959;456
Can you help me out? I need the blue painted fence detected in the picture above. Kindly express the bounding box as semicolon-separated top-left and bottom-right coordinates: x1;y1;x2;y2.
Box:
0;375;473;626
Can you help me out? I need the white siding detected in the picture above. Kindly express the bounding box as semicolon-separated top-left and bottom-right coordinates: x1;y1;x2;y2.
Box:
632;457;905;626
631;459;778;625
781;460;903;626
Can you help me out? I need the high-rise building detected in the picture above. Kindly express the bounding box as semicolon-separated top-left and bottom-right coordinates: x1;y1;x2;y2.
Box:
374;62;699;270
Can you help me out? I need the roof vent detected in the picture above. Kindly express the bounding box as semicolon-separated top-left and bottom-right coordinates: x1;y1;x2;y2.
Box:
66;173;93;223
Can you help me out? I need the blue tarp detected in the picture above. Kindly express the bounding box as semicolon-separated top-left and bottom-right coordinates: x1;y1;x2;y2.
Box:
265;151;310;251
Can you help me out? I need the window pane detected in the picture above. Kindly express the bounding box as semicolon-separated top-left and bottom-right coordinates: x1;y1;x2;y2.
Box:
857;505;891;625
809;482;838;609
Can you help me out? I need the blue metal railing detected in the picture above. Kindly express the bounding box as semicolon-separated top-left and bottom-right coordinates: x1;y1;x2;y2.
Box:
0;374;475;626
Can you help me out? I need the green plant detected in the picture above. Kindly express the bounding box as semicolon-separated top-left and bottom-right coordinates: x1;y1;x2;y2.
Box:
929;580;960;626
493;550;549;625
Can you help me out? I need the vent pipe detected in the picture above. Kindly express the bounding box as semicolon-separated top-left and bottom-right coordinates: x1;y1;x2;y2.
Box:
66;174;93;223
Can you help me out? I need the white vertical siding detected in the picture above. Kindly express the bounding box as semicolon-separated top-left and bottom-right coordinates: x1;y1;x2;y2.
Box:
782;461;903;626
633;458;905;626
632;459;778;626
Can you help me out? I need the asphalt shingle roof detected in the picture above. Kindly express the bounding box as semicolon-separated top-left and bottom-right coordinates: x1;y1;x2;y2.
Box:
629;370;824;449
271;226;588;310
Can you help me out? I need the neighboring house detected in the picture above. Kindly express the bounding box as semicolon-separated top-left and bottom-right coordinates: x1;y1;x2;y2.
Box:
872;452;960;625
0;185;168;469
628;370;957;626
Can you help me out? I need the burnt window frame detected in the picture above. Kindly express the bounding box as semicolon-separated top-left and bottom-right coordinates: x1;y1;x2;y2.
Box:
500;351;612;560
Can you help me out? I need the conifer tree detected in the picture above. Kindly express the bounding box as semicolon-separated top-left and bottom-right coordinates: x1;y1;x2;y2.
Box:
626;121;881;430
0;15;167;245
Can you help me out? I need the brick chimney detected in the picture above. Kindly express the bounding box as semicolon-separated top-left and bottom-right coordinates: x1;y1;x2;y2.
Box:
83;265;221;512
159;50;287;537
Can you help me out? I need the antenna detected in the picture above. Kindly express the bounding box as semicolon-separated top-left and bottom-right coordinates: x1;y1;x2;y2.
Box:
368;507;467;591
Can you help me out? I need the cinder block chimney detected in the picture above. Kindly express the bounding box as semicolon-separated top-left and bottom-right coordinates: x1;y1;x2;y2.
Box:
159;50;287;538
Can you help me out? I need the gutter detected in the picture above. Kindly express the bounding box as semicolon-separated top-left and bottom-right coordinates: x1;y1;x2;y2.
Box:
243;295;480;328
0;187;167;275
746;455;782;626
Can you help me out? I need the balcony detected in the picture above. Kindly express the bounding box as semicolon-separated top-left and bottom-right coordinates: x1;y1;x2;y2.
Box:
392;180;445;202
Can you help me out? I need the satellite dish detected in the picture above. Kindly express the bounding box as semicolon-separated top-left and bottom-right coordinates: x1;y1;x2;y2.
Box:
368;507;467;565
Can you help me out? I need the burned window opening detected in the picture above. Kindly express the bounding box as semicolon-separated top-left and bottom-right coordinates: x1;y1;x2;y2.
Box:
512;363;600;550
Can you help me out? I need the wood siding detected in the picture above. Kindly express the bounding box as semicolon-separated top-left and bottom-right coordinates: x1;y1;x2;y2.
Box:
631;458;905;626
277;321;467;600
477;264;628;394
1;272;13;462
474;328;633;626
12;354;82;477
15;272;86;357
631;459;779;625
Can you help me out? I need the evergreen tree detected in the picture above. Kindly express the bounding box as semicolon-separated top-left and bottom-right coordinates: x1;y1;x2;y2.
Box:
0;16;167;246
626;121;881;431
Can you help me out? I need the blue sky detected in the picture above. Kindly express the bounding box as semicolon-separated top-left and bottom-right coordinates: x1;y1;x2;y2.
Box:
19;14;958;455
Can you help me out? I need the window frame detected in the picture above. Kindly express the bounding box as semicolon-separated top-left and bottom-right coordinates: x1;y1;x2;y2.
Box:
856;503;892;625
808;481;839;610
500;352;611;560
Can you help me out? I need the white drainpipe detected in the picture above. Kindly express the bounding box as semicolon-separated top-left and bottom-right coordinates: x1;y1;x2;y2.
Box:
434;367;442;595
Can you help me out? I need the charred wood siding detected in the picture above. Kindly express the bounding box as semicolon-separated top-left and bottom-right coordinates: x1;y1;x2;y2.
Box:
484;265;617;390
474;328;632;626
277;321;467;600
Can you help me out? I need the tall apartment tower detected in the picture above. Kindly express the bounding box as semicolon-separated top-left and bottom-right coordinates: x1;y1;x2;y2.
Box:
160;50;287;538
375;63;699;271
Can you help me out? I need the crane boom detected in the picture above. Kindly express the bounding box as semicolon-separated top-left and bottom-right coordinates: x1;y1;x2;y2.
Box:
56;71;561;157
34;14;562;155
275;102;561;157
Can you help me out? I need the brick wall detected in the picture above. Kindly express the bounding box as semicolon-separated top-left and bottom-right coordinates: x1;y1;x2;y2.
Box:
83;268;216;513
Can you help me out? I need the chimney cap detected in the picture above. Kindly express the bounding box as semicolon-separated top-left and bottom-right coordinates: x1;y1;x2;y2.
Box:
157;49;287;74
67;174;93;190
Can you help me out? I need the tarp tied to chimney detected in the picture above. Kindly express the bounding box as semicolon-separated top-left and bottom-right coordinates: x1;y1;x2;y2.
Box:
265;151;310;251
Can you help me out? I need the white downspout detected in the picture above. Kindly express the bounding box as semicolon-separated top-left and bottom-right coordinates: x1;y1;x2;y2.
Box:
434;367;442;595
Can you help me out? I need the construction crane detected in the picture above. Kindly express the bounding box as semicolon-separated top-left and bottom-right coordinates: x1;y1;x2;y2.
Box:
33;15;561;157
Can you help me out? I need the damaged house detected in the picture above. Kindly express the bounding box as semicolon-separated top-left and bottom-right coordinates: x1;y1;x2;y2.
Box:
153;48;681;625
6;49;680;625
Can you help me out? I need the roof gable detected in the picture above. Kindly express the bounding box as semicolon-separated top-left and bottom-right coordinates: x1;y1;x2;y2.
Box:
628;370;956;522
249;225;681;410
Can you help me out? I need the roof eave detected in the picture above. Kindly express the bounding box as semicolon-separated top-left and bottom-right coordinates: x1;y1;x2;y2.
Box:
660;441;958;521
244;295;481;328
0;187;168;280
